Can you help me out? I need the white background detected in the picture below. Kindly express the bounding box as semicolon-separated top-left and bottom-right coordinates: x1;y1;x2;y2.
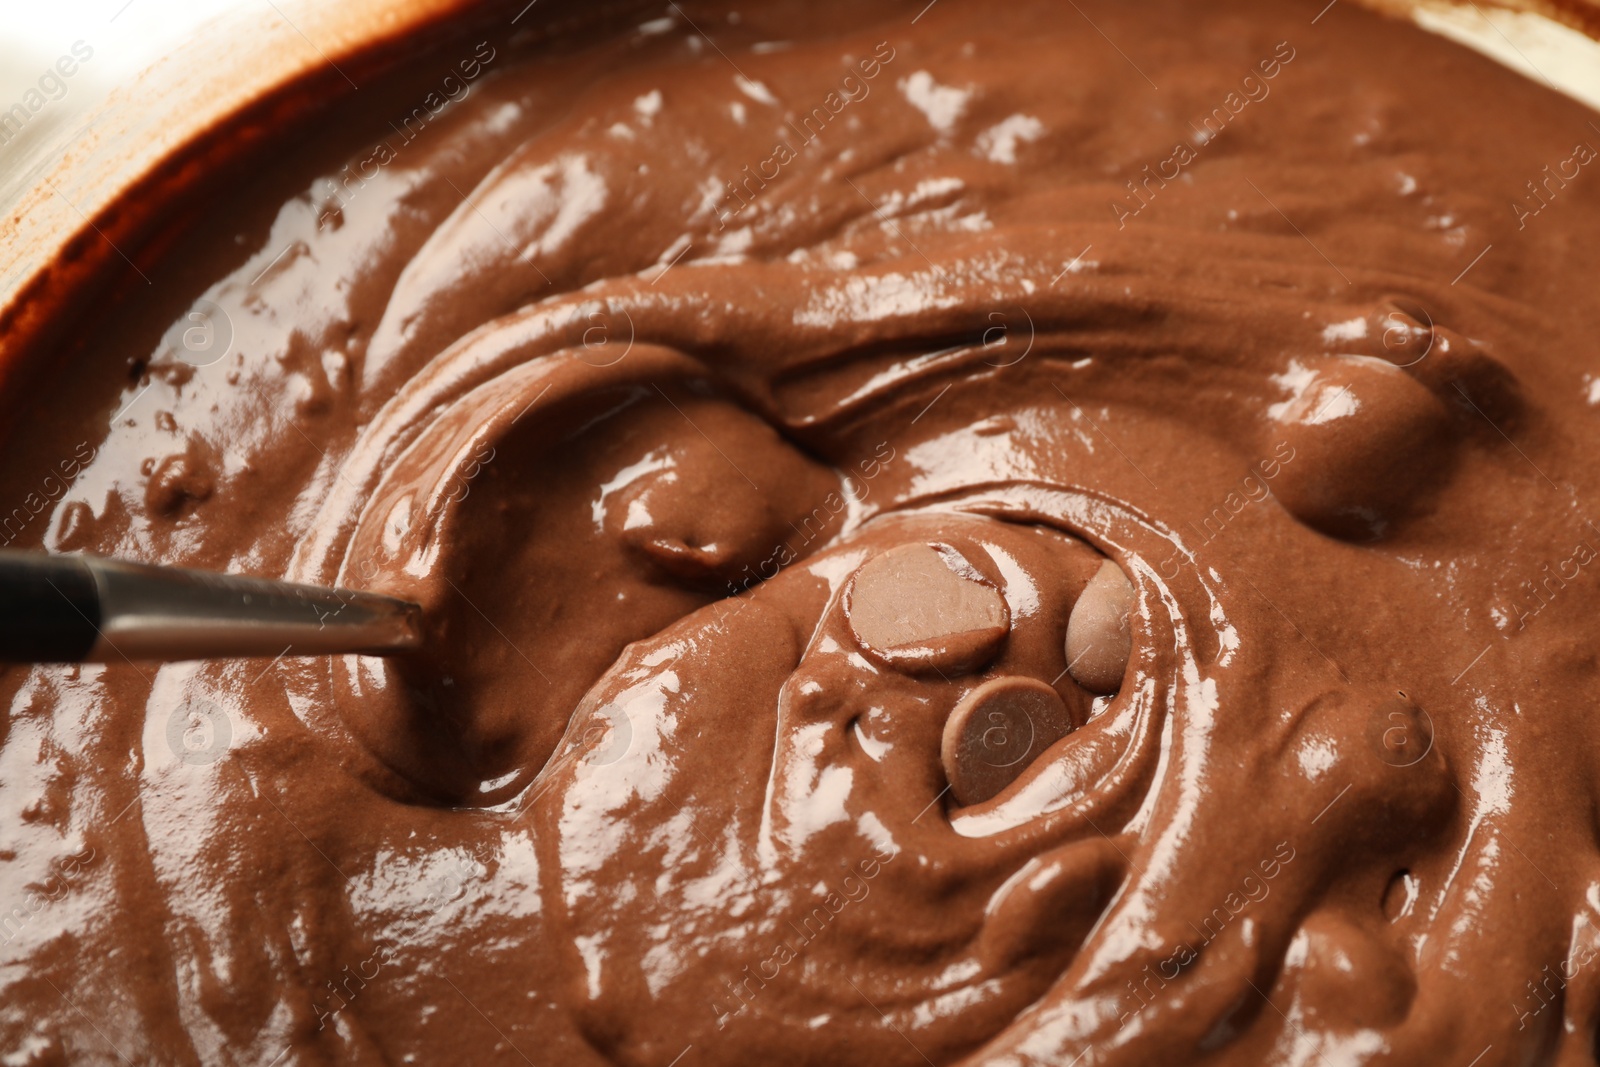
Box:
1;0;252;118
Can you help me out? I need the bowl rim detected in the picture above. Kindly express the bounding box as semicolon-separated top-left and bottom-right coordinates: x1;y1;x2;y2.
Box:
0;0;662;406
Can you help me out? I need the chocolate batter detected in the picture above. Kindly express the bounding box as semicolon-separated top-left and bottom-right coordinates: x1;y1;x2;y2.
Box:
4;0;1600;1063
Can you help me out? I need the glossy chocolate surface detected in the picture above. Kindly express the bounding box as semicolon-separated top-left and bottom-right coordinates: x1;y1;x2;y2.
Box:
4;0;1600;1062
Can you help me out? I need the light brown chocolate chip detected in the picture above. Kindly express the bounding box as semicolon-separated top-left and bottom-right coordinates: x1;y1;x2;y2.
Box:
1065;559;1133;694
846;543;1009;674
941;677;1077;806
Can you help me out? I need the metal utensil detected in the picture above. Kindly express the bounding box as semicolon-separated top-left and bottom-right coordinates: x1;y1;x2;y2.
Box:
0;550;422;663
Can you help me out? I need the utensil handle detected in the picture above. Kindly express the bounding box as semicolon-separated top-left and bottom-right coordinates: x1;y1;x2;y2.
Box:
0;553;101;661
0;551;422;663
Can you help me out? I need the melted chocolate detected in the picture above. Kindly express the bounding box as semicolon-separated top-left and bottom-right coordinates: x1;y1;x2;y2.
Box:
4;0;1600;1063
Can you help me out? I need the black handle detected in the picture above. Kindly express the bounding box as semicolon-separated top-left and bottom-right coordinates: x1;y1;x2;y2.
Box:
0;552;101;662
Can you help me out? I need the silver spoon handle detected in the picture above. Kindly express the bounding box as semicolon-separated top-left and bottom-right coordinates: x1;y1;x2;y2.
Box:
0;550;422;663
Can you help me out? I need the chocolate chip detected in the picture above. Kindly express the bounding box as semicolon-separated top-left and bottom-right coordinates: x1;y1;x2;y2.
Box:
1269;357;1450;541
941;676;1076;806
846;543;1009;674
1065;559;1132;694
